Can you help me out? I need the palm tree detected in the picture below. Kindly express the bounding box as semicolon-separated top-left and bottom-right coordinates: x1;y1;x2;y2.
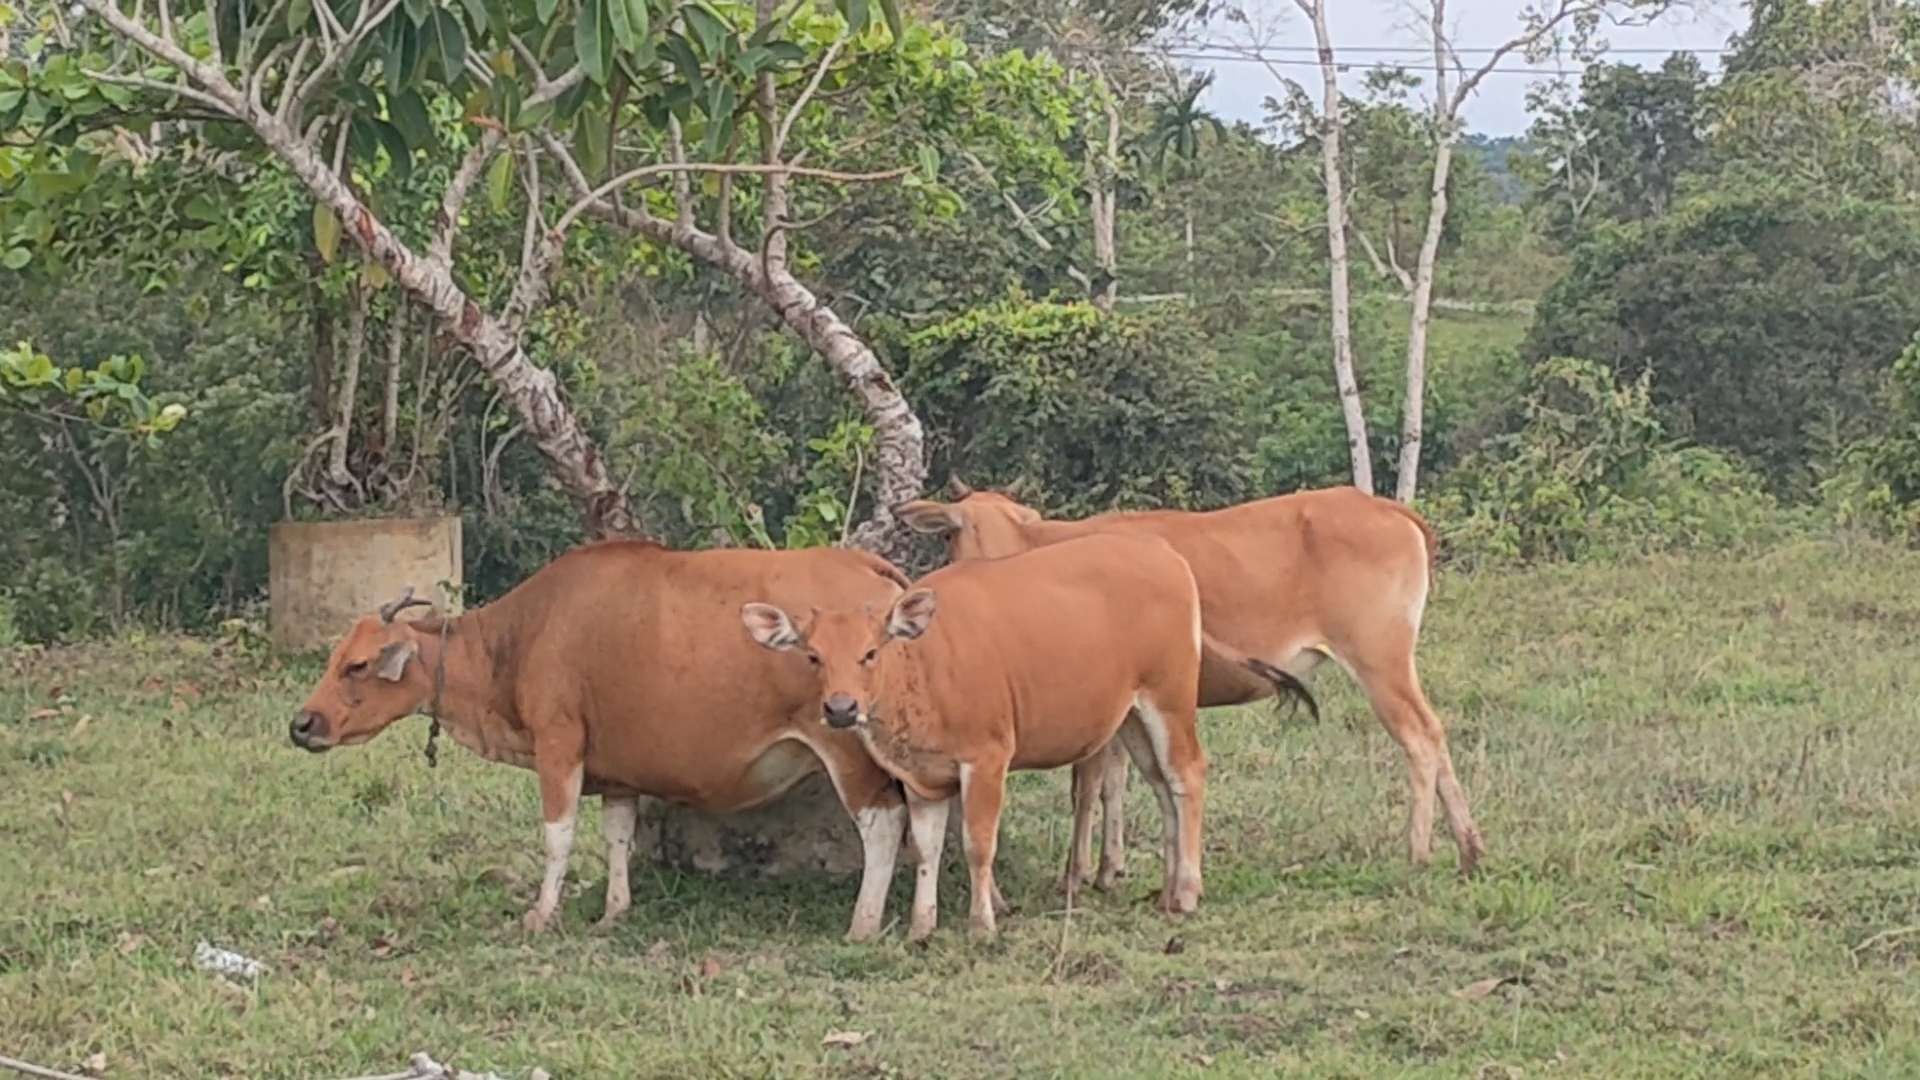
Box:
1139;71;1227;267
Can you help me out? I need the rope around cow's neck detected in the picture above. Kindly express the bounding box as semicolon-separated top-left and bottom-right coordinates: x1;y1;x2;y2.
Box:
423;616;449;769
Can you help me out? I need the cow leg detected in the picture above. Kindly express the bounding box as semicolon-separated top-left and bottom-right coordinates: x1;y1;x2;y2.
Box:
1127;693;1205;914
1346;636;1486;875
958;757;1010;939
1061;753;1101;897
906;789;950;942
524;756;584;933
1095;738;1130;890
594;795;638;931
809;737;907;942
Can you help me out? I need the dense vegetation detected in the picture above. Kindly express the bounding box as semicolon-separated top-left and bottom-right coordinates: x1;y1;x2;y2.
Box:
3;0;1919;642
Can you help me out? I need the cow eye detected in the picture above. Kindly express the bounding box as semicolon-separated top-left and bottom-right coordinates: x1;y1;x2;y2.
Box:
806;653;821;667
344;660;369;678
860;649;878;665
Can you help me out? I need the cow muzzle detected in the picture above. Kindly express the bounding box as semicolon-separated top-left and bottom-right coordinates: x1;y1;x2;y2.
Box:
289;711;333;752
822;693;861;729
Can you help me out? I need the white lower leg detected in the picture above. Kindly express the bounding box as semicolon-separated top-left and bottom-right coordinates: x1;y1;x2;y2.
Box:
524;764;583;933
847;800;906;941
596;796;637;928
907;793;950;941
526;811;578;932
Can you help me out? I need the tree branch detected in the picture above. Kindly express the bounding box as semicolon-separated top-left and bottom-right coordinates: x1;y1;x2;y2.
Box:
551;161;909;237
773;32;846;161
429;130;504;269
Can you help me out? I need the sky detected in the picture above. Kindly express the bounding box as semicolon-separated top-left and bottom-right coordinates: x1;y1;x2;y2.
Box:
1192;2;1746;138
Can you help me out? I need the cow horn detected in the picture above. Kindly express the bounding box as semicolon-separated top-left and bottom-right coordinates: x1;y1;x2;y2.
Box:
378;586;433;624
944;475;973;500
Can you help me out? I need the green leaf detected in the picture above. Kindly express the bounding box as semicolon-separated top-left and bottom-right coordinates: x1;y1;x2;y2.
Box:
457;0;488;30
878;0;901;43
383;18;421;94
622;0;648;51
287;0;313;33
402;0;430;25
576;106;608;179
0;247;29;270
684;3;726;56
845;0;869;32
535;0;558;24
425;10;469;85
388;89;434;149
362;260;391;289
701;81;734;157
486;150;514;213
606;0;633;52
374;119;413;181
664;32;703;100
182;192;223;225
916;143;939;182
313;203;341;263
575;0;609;85
762;40;805;66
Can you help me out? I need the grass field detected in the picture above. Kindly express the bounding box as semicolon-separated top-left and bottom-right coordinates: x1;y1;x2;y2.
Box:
5;541;1920;1077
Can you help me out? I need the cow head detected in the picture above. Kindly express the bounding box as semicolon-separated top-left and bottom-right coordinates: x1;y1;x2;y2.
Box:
894;475;1042;562
288;588;435;752
740;589;937;729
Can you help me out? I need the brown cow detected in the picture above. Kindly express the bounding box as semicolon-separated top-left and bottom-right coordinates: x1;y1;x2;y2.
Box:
288;540;913;939
897;483;1487;877
740;533;1215;941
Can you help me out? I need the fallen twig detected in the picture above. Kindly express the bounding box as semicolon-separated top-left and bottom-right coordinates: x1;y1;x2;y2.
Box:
0;1052;92;1080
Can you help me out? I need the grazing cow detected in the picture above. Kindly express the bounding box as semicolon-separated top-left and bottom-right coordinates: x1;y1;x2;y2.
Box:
288;540;913;939
897;482;1487;876
742;533;1224;941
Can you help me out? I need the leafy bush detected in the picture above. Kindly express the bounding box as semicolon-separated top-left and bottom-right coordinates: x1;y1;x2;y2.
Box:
1820;331;1920;542
1527;192;1920;491
1430;357;1788;566
896;297;1260;517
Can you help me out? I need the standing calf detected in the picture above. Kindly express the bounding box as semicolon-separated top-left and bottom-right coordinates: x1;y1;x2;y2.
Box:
742;533;1209;940
900;482;1486;877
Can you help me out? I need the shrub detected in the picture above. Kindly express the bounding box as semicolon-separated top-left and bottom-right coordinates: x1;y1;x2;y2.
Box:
1526;192;1920;492
1820;331;1920;542
1429;357;1788;566
896;297;1260;517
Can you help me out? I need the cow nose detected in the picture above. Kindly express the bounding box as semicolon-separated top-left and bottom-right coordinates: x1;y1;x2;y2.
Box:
289;711;328;751
822;693;860;728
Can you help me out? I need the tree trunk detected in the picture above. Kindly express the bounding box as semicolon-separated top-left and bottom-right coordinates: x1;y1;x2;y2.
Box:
1304;2;1374;493
254;124;637;536
382;297;406;464
1088;69;1122;313
1184;205;1195;266
1396;136;1453;504
326;284;367;498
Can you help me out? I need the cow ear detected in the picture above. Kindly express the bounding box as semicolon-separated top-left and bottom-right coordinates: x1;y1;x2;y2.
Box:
886;589;937;640
896;500;962;535
741;603;802;651
375;639;418;682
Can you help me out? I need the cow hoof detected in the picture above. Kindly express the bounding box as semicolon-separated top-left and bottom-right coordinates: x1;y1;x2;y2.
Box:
907;922;936;945
521;909;553;934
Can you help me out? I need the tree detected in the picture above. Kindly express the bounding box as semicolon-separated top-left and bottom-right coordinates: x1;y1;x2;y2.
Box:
1527;191;1920;488
1521;54;1708;242
54;0;958;551
1389;0;1679;503
1138;69;1225;267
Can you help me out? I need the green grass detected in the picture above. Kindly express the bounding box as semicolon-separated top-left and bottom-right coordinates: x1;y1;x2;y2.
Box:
5;542;1920;1077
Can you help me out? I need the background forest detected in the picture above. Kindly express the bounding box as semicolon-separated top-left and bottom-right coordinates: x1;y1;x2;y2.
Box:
4;0;1920;642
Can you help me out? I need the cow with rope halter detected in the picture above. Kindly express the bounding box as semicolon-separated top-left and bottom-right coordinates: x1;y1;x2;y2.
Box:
287;539;915;939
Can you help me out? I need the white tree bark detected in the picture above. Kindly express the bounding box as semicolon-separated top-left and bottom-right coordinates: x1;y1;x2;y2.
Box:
1296;0;1373;492
1393;0;1663;502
